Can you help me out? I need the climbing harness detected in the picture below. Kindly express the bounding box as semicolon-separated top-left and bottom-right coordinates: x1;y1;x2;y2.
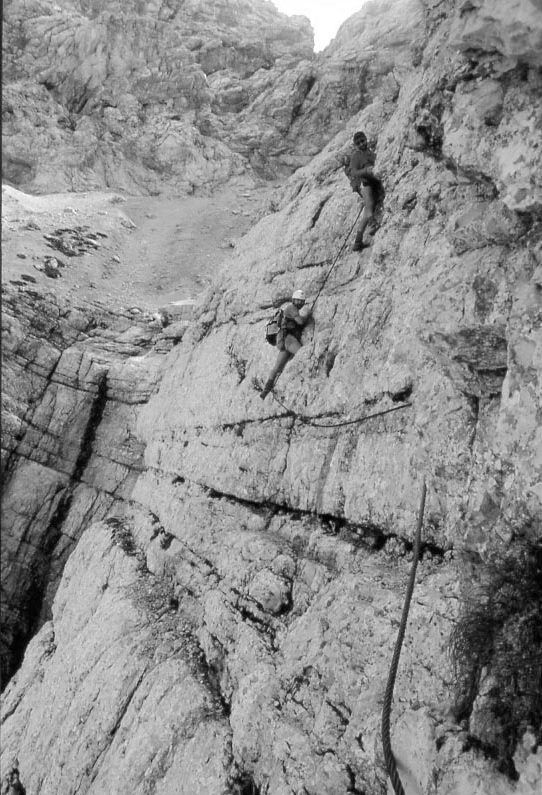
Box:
381;479;427;795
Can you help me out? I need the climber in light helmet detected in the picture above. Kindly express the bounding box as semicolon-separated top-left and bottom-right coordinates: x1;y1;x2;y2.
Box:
260;288;312;400
291;289;306;307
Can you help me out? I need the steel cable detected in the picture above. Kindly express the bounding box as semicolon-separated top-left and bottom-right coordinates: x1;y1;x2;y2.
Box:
381;479;427;795
269;391;412;428
310;205;364;311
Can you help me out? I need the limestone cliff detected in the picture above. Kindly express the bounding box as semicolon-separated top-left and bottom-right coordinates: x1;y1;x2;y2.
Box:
0;278;169;683
3;0;314;193
2;1;542;794
2;0;424;194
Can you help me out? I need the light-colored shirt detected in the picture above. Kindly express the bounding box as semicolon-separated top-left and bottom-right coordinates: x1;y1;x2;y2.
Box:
282;302;307;330
346;147;376;190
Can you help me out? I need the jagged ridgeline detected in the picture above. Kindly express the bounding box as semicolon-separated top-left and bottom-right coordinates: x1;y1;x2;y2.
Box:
1;1;542;795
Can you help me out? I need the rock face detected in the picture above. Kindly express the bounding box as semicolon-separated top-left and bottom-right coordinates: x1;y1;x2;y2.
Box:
3;0;314;193
0;522;235;795
0;281;170;684
2;1;542;795
2;0;427;194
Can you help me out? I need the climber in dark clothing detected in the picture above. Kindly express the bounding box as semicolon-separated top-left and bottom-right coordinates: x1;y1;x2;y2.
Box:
344;130;379;251
260;289;311;400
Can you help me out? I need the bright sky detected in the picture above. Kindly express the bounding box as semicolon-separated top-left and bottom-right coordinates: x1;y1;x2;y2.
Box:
272;1;369;52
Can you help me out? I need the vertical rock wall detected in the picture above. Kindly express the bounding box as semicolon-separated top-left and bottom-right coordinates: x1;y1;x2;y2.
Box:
1;285;167;684
1;1;541;794
2;0;314;193
2;0;429;193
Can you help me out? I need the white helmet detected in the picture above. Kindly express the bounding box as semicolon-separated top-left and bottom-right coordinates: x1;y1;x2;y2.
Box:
292;289;305;302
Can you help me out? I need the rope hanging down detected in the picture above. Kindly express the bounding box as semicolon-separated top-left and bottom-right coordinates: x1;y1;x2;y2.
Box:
381;479;427;795
270;389;412;428
310;204;363;312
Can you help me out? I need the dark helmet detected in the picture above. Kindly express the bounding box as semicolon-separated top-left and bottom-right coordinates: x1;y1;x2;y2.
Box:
353;131;366;144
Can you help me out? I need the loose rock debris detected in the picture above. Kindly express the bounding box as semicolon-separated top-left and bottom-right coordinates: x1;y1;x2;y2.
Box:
33;255;67;279
44;226;108;257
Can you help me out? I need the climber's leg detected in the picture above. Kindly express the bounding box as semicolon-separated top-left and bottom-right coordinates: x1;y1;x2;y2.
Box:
353;182;375;251
260;350;293;399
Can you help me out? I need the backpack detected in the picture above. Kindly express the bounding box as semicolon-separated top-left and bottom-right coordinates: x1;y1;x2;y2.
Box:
265;308;283;346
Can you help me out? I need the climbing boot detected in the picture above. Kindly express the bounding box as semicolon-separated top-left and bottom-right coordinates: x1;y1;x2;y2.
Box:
352;234;370;252
259;379;275;400
352;231;368;252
